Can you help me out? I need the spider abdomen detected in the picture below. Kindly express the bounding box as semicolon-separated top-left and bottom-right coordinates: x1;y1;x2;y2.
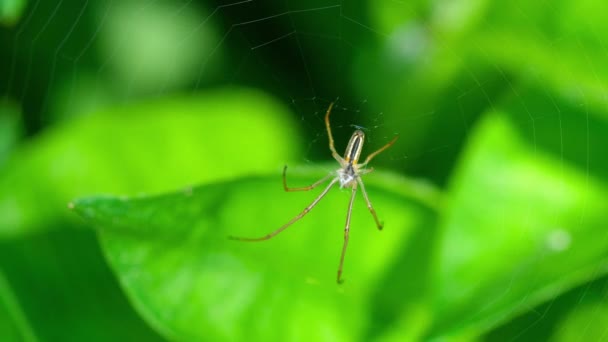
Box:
344;130;365;164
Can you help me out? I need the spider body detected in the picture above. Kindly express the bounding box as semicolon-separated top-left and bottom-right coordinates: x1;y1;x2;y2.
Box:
230;103;398;284
344;129;364;164
338;130;365;188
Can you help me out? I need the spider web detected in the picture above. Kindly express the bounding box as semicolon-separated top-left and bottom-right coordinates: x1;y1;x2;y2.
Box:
1;0;606;340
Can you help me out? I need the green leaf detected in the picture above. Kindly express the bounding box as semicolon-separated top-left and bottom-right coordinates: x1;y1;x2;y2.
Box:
0;228;165;342
0;88;301;239
429;113;608;338
72;167;440;341
0;270;38;342
0;0;27;26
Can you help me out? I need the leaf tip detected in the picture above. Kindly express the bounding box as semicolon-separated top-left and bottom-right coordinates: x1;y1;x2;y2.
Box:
67;196;113;221
68;198;89;217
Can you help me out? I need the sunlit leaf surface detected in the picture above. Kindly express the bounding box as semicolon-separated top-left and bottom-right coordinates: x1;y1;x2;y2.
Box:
73;169;439;341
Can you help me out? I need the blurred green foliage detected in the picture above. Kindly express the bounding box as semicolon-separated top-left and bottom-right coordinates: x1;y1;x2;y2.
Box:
0;89;300;239
1;0;608;341
0;0;26;26
432;113;608;338
0;100;22;166
0;229;165;342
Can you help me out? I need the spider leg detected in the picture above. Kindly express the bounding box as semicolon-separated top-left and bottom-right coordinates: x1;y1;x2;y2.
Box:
357;178;383;230
359;166;375;175
283;165;333;192
337;183;358;284
325;102;345;163
229;178;339;242
360;135;399;167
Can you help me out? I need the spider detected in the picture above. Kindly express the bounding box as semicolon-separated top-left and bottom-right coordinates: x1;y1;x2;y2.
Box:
229;103;398;284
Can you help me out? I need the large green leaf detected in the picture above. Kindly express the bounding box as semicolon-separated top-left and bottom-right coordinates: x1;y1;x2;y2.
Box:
429;113;608;338
0;89;300;239
72;167;440;341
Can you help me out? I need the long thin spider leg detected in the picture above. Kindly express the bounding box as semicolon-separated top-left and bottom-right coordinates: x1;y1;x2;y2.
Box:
337;184;358;284
283;165;333;192
229;178;339;242
357;178;383;230
360;135;399;167
325;102;344;163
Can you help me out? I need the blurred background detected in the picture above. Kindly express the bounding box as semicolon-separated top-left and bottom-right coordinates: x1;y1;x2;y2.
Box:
2;0;608;341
